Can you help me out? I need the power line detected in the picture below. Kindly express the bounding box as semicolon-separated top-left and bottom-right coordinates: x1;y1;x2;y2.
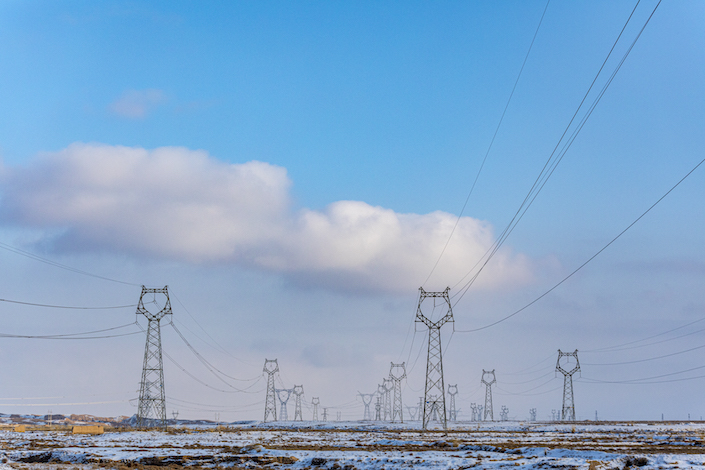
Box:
0;322;141;340
583;343;705;366
451;0;658;306
423;0;551;286
583;314;705;353
0;298;136;310
0;241;140;286
454;154;705;333
168;322;262;391
579;364;705;384
170;290;257;367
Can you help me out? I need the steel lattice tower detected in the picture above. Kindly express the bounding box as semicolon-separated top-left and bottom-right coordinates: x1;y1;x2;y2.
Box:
447;384;458;422
384;378;393;421
470;403;477;421
358;392;374;421
293;385;304;421
530;408;537;421
389;362;407;423
482;369;496;421
276;388;293;421
405;405;417;421
263;359;279;422
311;397;320;421
500;405;509;421
374;394;382;421
416;287;453;430
556;349;580;421
136;286;172;429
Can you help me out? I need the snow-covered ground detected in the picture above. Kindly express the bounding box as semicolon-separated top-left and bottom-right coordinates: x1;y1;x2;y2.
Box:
2;420;705;469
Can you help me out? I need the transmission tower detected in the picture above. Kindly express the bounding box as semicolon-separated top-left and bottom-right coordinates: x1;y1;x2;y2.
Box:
293;385;304;421
529;408;537;421
311;397;320;421
500;405;509;421
384;378;394;420
447;384;458;422
416;287;453;430
477;405;484;421
405;406;418;421
276;388;293;421
481;369;496;421
322;407;328;421
470;403;478;421
389;362;407;423
551;409;558;421
556;349;580;421
136;286;172;429
263;359;279;422
374;394;382;420
358;392;374;421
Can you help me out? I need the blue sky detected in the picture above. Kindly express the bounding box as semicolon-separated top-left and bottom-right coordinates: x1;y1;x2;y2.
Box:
0;1;703;422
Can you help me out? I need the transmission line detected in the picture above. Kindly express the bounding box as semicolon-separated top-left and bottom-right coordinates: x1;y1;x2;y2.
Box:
423;0;551;286
0;298;136;310
583;314;705;353
170;290;257;367
583;343;705;366
169;322;263;391
0;322;141;340
451;0;660;306
0;241;140;286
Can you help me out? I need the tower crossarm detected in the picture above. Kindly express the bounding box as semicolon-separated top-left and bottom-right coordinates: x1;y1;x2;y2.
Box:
555;349;580;376
415;287;453;328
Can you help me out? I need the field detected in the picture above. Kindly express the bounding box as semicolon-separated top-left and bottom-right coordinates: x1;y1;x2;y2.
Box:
1;421;704;469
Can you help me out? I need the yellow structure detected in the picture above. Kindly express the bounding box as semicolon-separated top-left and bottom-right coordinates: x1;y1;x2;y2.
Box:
72;425;104;435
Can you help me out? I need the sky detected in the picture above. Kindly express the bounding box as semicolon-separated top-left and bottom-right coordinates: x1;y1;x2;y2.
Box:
0;0;704;423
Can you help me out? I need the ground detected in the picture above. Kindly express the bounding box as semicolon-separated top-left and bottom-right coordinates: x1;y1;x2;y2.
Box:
1;421;704;469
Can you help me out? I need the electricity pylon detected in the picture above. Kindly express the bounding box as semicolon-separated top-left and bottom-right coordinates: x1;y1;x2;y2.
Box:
276;388;293;421
556;349;580;421
374;394;382;420
311;397;320;421
358;392;374;421
447;384;458;422
384;378;393;420
136;286;172;429
293;385;304;421
470;403;477;421
477;405;484;420
530;408;537;421
481;369;496;421
263;359;279;422
389;362;407;423
500;405;509;421
322;407;328;421
405;406;418;421
416;287;453;430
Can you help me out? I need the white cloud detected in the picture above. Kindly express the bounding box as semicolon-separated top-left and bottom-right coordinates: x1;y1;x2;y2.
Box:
108;89;167;119
0;143;534;294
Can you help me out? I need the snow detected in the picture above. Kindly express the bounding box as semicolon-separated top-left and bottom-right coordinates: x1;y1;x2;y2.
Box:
1;421;704;468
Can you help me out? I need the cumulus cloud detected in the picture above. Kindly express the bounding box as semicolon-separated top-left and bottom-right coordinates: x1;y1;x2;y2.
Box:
108;89;167;119
0;143;534;294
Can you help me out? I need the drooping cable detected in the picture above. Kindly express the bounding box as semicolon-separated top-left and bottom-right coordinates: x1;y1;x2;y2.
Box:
423;0;551;286
0;241;140;286
451;0;658;306
0;321;141;340
168;322;262;390
0;297;136;310
455;154;704;333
